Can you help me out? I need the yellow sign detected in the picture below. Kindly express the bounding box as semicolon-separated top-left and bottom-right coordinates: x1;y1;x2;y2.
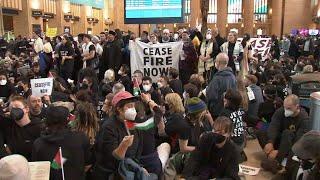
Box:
46;28;57;38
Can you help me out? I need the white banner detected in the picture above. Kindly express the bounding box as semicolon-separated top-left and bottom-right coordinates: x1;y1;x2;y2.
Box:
129;40;183;82
237;38;272;61
30;78;53;97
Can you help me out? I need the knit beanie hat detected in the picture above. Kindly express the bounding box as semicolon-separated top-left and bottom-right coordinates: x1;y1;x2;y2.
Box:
186;97;206;114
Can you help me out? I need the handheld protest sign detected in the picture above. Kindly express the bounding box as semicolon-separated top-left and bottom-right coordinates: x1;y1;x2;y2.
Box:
237;38;272;61
31;78;53;97
29;161;50;180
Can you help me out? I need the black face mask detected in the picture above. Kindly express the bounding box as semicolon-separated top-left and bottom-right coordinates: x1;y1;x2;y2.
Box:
213;132;227;144
10;108;24;121
80;83;89;90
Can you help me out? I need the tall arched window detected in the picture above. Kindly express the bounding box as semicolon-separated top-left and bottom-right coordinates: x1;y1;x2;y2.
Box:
227;0;242;23
185;0;191;23
254;0;268;23
208;0;217;23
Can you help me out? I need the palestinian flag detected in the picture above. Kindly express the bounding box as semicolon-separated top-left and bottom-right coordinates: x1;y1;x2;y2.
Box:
124;120;135;131
135;118;155;130
51;148;66;169
124;118;155;131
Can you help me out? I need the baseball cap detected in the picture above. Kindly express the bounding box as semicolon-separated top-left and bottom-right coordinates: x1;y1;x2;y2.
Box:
112;91;137;107
292;130;320;160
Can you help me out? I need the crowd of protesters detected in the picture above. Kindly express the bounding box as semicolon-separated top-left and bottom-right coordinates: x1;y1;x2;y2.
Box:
0;26;319;180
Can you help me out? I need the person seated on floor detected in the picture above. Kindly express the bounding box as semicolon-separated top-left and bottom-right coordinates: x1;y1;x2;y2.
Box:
141;76;162;105
260;94;310;174
0;96;44;161
220;89;247;162
272;130;320;180
181;116;240;180
157;76;173;101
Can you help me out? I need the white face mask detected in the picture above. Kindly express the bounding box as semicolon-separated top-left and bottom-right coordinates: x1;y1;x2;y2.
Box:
143;84;152;92
157;82;163;88
0;80;7;86
118;70;123;75
124;108;137;121
206;34;212;40
284;109;294;117
174;34;179;40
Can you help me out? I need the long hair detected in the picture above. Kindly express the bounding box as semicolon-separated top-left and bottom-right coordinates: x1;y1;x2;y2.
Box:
213;116;233;136
224;89;242;111
74;102;99;145
165;93;185;113
236;77;249;111
62;35;72;47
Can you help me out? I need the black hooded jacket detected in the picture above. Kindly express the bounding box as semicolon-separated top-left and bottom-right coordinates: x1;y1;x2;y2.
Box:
32;128;91;180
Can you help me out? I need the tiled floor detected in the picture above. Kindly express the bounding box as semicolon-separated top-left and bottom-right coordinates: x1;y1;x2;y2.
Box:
241;139;275;180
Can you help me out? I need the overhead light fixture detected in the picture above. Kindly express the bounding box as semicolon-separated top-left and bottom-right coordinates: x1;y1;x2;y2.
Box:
31;0;41;9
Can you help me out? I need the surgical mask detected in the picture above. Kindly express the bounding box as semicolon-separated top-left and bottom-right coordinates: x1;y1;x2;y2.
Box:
157;82;163;88
284;109;294;117
206;34;212;40
10;108;25;121
118;70;123;75
174;34;179;40
0;80;7;86
124;108;137;121
143;84;152;92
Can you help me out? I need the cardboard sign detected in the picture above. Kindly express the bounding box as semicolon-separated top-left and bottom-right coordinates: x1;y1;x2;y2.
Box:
129;40;183;82
31;78;53;97
46;28;57;38
239;164;260;176
29;161;50;180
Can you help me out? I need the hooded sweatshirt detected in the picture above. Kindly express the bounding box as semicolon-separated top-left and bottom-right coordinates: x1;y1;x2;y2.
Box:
207;67;237;116
32;128;91;180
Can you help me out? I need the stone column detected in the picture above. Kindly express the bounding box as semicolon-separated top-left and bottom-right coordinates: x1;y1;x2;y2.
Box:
0;0;5;36
243;0;254;35
190;0;200;27
271;0;282;37
13;0;33;36
217;0;228;37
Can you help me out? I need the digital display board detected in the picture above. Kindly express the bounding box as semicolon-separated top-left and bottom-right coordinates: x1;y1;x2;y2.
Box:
125;0;184;24
70;0;104;9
